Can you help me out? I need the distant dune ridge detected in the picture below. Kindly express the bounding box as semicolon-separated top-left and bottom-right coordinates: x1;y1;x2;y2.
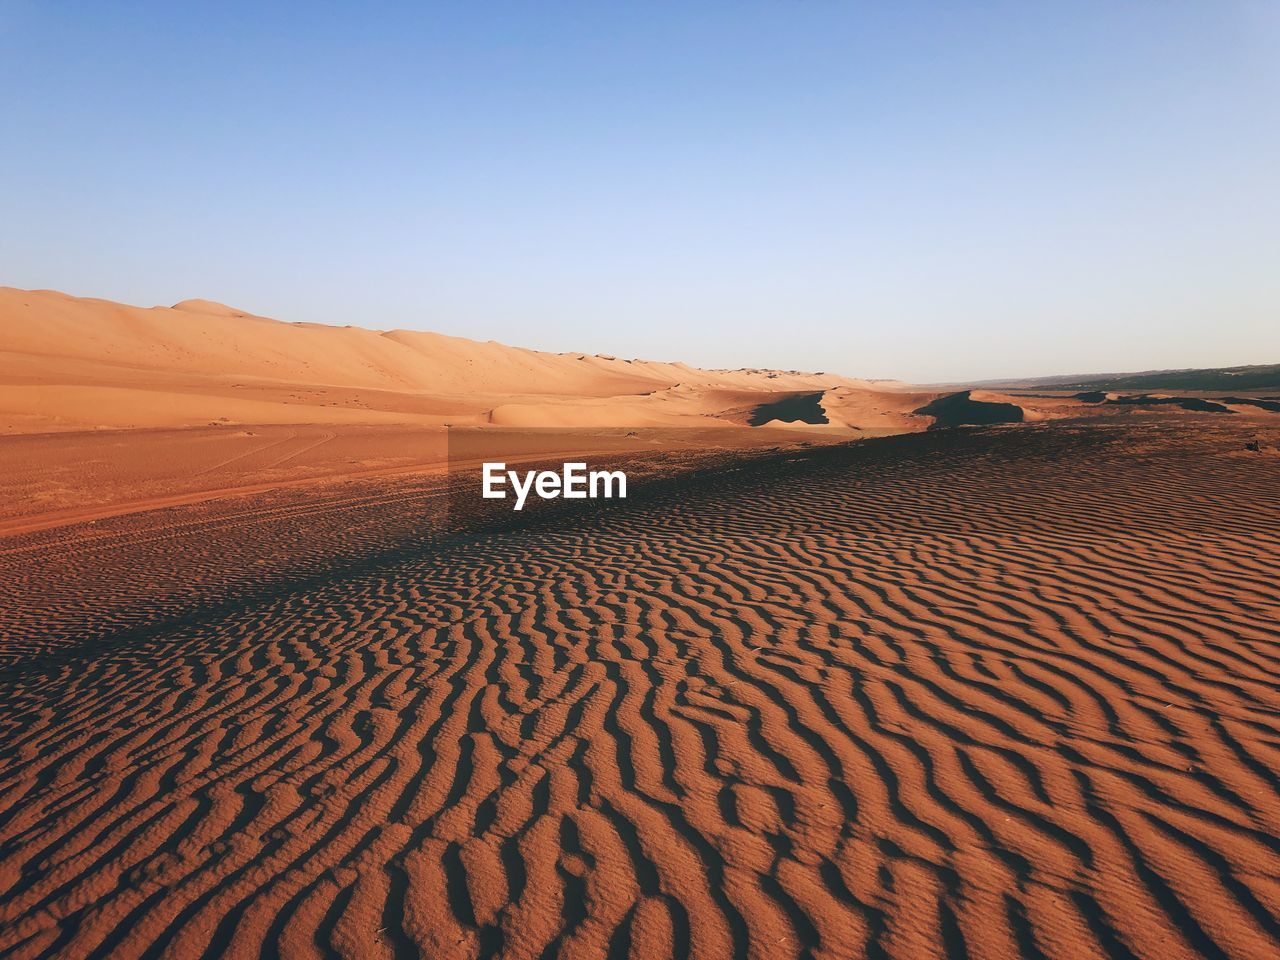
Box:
3;285;1277;534
963;363;1280;393
6;285;1112;440
1;286;918;434
9;286;1271;441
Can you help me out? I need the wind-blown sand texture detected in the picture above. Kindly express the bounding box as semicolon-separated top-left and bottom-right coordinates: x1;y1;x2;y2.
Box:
2;417;1278;959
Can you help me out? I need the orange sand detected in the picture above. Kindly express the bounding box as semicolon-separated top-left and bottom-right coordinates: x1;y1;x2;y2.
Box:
1;419;1278;959
2;287;1279;959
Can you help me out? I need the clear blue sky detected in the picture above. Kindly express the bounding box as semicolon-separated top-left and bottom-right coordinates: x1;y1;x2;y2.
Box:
2;2;1277;381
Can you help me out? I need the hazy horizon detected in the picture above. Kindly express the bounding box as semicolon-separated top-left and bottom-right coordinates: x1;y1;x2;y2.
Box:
2;1;1277;381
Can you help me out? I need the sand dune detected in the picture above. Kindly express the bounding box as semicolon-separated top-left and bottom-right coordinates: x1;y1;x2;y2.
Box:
11;286;1088;440
1;287;913;526
3;285;1279;959
12;286;1271;535
1;418;1277;959
0;288;893;533
0;287;882;435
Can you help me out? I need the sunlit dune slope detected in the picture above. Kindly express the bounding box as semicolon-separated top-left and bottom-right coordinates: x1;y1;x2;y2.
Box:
4;286;1180;440
0;287;897;433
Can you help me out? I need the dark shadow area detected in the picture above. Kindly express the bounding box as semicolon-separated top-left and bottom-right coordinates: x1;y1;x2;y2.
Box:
980;363;1280;392
748;392;829;426
915;391;1024;430
1106;395;1233;413
1219;397;1280;412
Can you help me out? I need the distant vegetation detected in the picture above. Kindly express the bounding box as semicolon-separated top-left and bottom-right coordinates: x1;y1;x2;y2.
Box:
972;363;1274;391
983;363;1280;393
1062;364;1280;391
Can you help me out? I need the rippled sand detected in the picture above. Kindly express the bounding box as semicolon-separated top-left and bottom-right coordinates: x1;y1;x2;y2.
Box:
2;418;1278;959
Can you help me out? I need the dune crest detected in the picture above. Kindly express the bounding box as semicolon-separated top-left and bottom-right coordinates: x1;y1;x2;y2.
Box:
171;298;254;317
0;286;879;434
1;286;1151;441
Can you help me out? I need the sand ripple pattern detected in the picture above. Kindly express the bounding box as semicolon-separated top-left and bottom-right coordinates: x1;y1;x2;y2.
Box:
2;421;1279;959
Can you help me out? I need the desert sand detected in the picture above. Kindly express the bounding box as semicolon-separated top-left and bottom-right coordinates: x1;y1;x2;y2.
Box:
2;289;1279;959
0;287;919;532
0;286;897;437
10;286;1274;535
